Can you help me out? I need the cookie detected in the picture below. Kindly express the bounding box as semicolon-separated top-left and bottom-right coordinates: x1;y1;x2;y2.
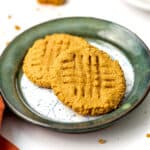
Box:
37;0;65;5
50;46;126;116
22;33;89;88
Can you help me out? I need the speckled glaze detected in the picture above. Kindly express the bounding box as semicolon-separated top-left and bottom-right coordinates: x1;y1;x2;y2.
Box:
0;17;150;133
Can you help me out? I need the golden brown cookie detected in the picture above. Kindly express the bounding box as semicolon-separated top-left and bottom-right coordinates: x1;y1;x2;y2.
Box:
37;0;65;5
22;33;89;88
50;46;126;116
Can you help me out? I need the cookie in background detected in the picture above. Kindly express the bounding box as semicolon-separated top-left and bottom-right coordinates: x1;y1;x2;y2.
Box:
37;0;65;5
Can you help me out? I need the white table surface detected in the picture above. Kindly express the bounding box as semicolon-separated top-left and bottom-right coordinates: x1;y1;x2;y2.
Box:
0;0;150;149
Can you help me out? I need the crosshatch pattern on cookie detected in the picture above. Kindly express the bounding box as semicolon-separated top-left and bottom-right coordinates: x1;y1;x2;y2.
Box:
50;47;126;116
22;33;89;88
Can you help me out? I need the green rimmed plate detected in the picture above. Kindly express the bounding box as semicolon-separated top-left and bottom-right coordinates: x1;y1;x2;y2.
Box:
0;17;150;133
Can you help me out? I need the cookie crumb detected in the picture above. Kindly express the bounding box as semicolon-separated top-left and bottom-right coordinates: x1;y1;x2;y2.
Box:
98;138;106;144
6;41;10;46
146;133;150;138
14;25;21;31
8;15;12;19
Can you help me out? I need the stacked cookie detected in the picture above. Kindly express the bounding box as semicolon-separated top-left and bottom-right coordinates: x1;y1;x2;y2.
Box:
23;33;126;116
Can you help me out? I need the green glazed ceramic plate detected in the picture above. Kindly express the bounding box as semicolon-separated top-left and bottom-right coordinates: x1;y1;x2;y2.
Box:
0;17;150;133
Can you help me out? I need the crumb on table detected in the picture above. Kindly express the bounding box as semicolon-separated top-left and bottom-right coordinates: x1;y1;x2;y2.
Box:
146;133;150;138
14;25;21;31
6;41;10;46
98;138;106;144
8;15;12;19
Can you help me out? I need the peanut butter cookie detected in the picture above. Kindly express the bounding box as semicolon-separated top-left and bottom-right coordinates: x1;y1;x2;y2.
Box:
50;46;126;116
22;33;89;88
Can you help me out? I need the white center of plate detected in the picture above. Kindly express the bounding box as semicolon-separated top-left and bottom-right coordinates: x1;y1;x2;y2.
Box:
20;42;134;123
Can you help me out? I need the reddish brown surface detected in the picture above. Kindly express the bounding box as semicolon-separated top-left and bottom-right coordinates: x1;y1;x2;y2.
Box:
0;95;5;127
0;95;19;150
0;135;19;150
